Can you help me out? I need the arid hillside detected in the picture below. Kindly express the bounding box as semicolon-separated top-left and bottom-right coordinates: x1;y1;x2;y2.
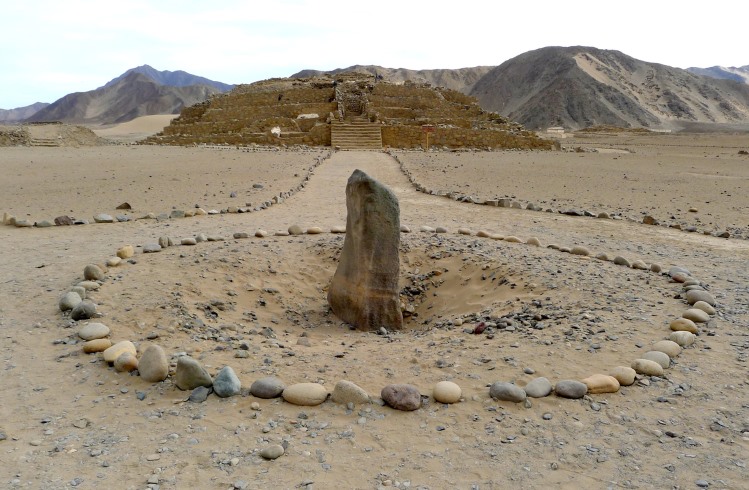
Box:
470;46;749;130
26;72;222;125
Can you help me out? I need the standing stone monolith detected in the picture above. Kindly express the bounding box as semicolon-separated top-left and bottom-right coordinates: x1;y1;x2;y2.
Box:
328;169;403;331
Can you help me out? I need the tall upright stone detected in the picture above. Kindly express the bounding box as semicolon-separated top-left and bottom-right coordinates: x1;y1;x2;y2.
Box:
328;169;403;330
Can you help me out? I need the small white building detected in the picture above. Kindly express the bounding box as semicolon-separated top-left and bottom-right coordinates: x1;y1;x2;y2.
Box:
546;126;565;134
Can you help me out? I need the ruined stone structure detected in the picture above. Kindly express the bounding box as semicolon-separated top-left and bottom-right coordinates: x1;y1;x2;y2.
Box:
328;170;403;331
0;122;104;147
144;73;554;150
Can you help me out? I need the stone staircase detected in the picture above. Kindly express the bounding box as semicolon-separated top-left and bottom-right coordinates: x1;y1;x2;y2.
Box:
29;137;60;147
331;118;382;150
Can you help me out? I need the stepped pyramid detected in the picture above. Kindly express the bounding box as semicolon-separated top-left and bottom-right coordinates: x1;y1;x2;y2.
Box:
144;73;553;150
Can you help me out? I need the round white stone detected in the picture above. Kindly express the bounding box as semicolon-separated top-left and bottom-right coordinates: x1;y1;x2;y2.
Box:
433;381;462;404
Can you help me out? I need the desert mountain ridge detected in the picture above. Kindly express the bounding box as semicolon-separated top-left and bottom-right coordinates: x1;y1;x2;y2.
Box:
0;102;50;123
102;64;234;92
470;46;749;131
25;71;225;125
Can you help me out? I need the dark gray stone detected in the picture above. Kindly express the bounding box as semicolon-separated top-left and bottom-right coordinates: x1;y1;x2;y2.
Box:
328;170;403;331
554;380;588;399
71;300;97;321
213;366;241;398
250;376;286;399
489;382;526;403
188;386;212;403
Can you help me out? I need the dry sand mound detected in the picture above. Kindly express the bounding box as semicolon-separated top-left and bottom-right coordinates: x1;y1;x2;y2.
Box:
93;114;177;143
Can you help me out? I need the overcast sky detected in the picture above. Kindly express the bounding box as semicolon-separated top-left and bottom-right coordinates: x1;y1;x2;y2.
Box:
2;0;747;109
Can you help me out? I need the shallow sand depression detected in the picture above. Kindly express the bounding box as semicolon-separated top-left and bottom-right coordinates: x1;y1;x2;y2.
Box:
0;140;748;489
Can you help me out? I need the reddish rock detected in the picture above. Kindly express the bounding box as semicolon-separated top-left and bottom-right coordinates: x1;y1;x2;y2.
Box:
381;384;421;411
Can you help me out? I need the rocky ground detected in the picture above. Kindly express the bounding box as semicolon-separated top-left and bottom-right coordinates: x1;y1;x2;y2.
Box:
394;132;749;239
0;138;748;489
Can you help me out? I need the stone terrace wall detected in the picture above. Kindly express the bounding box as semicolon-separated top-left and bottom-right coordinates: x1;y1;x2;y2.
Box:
369;83;488;129
382;126;554;150
145;78;336;146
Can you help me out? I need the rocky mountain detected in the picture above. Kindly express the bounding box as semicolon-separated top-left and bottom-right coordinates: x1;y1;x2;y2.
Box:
0;102;49;123
26;72;224;125
687;65;749;85
470;46;749;131
103;64;234;92
291;65;493;94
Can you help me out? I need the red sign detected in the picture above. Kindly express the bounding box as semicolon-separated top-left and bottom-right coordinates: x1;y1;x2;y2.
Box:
422;125;435;133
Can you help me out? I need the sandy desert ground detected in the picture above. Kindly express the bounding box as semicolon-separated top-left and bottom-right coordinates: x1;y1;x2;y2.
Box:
93;115;178;144
0;128;748;490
